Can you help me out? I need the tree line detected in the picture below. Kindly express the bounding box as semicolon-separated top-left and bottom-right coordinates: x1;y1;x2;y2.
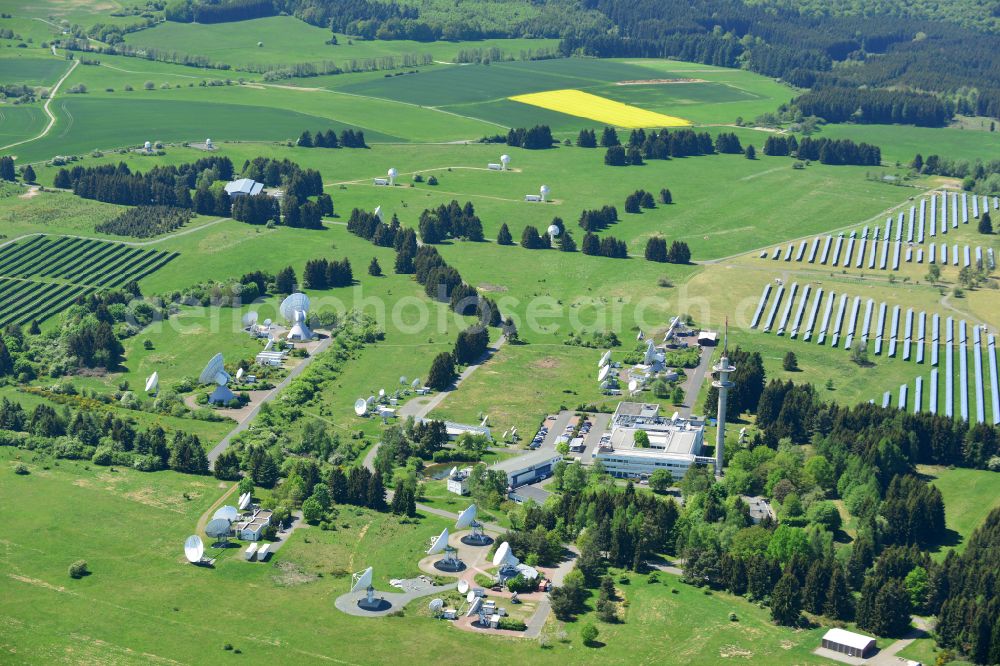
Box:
793;88;951;126
302;257;354;289
297;128;368;149
0;397;209;474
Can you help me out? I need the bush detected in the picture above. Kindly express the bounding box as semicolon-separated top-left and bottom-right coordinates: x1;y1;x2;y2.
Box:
581;622;599;646
68;560;89;578
498;617;527;631
13;462;29;475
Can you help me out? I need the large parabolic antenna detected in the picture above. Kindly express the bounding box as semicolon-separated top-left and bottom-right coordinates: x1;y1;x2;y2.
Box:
279;293;311;322
280;292;312;341
199;353;231;386
599;350;611;368
429;598;444;613
144;371;159;393
457;579;469;594
205;518;232;539
354;398;368;416
411;378;420;388
242;310;259;328
456;504;477;530
184;535;204;563
492;542;519;568
598;364;611;383
351;566;374;593
213;505;238;522
427;528;450;555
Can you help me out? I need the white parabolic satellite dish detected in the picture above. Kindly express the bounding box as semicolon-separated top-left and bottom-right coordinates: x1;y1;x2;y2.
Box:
598;364;611;383
198;353;231;386
367;395;376;407
184;535;204;564
378;388;385;398
399;376;407;385
427;528;449;555
457;579;469;594
236;367;244;381
547;224;561;237
599;350;611;368
455;504;477;530
429;598;444;612
354;398;368;416
213;505;238;522
242;310;259;327
466;590;476;604
411;378;420;388
492;542;518;568
279;292;311;322
351;566;374;593
629;380;639;393
144;371;159;393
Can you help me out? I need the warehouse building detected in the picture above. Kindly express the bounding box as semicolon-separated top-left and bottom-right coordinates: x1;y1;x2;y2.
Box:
820;628;876;659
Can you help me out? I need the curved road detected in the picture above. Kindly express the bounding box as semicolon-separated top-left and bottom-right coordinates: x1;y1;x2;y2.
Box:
0;56;78;153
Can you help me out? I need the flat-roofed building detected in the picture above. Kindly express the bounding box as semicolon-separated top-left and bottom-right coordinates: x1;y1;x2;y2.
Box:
592;402;715;479
224;178;265;198
492;449;563;489
820;628;876;659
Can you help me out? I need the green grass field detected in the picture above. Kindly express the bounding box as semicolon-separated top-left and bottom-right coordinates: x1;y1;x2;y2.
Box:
0;54;70;85
917;465;1000;558
122;16;558;70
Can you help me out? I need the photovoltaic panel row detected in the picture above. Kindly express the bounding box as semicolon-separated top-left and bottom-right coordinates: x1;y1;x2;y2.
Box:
945;317;954;418
803;288;823;341
750;283;773;329
790;284;811;338
817;291;836;346
989;335;999;425
958;320;969;422
973;325;984;424
830;293;848;348
843;296;861;350
763;283;785;332
776;282;798;335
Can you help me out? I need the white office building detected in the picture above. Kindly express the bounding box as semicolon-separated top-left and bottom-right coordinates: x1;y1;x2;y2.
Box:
592;402;715;479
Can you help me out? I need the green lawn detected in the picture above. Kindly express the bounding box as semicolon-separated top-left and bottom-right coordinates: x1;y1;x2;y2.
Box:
0;53;70;85
818;122;1000;165
917;465;1000;559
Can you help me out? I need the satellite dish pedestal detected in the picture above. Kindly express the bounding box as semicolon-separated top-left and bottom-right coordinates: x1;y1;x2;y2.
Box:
433;545;466;572
461;520;492;547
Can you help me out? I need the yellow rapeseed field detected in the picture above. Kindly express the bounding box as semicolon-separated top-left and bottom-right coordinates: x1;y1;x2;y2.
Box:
508;89;692;128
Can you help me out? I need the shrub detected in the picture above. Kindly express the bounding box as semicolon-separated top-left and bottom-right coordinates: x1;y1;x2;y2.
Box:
68;560;89;578
13;462;29;475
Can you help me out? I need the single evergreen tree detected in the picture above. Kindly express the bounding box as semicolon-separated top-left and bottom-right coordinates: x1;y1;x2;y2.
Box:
979;211;992;235
782;351;798;371
600;126;620;147
645;236;668;262
28;319;41;335
770;572;802;626
660;188;673;204
22;165;36;183
275;266;296;293
823;566;852;620
745;144;757;159
558;230;577;252
427;352;456;391
368;257;382;276
581;232;600;256
496;223;513;245
297;130;313;147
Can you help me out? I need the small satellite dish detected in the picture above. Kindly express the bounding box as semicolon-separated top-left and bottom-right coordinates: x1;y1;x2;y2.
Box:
399;376;407;385
411;378;420;388
236;367;245;381
500;154;510;168
350;567;374;593
455;504;477;530
373;204;383;221
184;535;204;563
466;590;476;604
354;398;368;416
547;224;561;237
429;598;444;613
198;353;231;386
213;505;238;522
204;518;232;539
279;292;311;323
427;528;450;555
378;388;386;399
263;318;272;327
628;379;639;393
242;311;259;327
144;371;159;393
367;396;376;407
457;579;469;594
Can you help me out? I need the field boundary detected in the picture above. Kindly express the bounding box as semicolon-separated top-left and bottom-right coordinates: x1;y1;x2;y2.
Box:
0;56;78;153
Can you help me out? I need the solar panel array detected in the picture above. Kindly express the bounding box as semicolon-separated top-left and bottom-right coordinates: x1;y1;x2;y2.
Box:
751;283;999;423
